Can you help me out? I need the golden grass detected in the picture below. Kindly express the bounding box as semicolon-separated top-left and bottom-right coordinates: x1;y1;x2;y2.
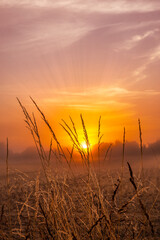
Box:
0;98;159;239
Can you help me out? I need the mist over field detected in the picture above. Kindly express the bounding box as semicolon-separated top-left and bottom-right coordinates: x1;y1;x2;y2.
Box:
0;139;160;169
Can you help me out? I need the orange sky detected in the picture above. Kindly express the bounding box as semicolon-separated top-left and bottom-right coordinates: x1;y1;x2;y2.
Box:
1;1;160;152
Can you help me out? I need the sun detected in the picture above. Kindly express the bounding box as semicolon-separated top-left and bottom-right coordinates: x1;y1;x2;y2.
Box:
81;142;88;149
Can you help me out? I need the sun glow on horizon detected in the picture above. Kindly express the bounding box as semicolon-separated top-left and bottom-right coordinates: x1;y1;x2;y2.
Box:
81;142;88;150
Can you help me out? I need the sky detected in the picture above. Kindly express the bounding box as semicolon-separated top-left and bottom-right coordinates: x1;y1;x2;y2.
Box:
1;0;160;152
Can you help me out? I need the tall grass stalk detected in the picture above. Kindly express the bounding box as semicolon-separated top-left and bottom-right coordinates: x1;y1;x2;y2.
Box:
6;138;9;191
121;127;125;180
98;116;103;184
5;137;11;233
138;118;143;179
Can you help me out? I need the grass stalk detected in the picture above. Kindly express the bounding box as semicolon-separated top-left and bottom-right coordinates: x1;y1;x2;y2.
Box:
138;118;143;179
6;138;11;234
121;127;125;180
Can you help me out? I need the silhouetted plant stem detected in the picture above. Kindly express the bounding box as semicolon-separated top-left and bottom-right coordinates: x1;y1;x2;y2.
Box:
138;119;143;179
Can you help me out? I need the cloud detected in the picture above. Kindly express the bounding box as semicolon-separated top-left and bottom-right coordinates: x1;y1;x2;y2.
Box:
2;0;160;13
0;1;160;91
43;87;160;111
0;5;91;53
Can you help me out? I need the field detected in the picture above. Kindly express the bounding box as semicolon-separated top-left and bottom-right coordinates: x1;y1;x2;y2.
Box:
0;99;160;239
0;164;160;239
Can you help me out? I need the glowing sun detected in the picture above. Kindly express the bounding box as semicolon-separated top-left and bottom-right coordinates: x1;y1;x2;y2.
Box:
81;142;88;149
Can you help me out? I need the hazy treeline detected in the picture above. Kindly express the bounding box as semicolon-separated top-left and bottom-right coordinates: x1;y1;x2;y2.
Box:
0;140;160;164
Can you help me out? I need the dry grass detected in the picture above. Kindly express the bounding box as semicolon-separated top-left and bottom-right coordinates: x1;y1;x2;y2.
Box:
0;98;159;239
